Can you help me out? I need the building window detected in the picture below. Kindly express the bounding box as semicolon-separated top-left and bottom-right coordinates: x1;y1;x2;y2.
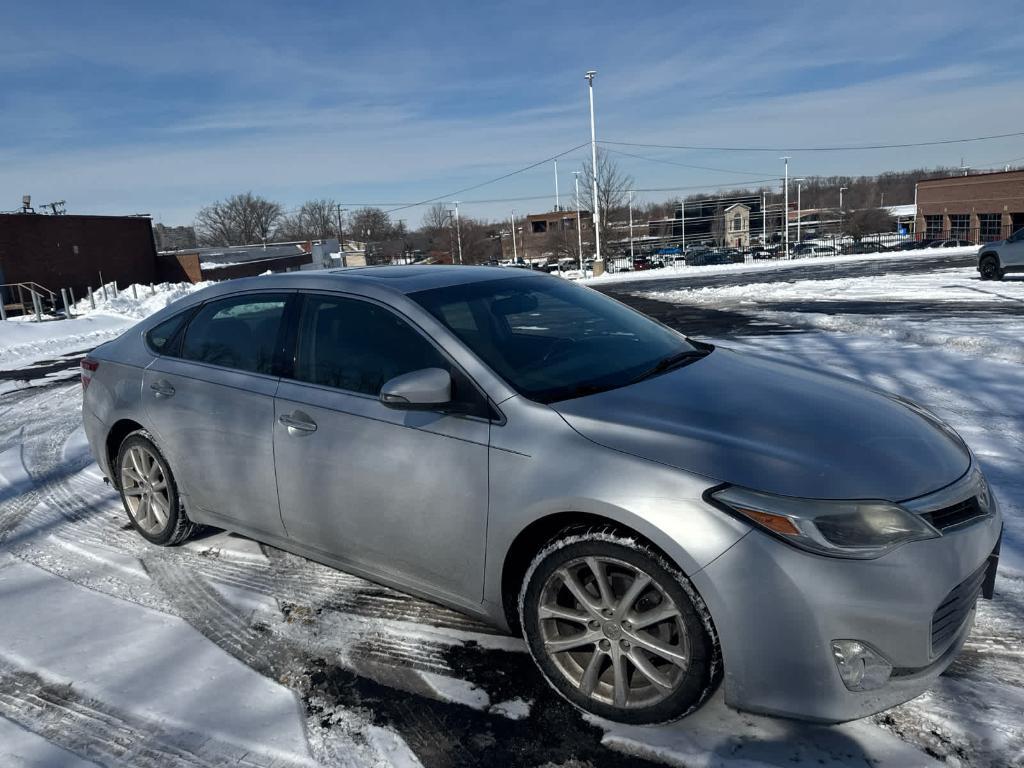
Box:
562;218;576;230
924;215;943;238
731;215;743;232
979;213;1002;242
531;221;548;234
949;214;970;239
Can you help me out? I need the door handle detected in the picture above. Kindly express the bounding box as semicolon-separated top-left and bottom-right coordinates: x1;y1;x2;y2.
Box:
149;381;175;398
278;412;317;435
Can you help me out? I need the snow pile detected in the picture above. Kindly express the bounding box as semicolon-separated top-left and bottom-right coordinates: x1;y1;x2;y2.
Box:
1;281;210;372
74;280;214;320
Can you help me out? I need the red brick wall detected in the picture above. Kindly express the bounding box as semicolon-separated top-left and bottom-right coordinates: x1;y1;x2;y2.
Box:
0;214;157;296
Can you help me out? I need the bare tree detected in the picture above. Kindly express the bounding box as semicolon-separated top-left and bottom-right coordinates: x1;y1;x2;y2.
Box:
846;208;895;240
277;199;339;241
579;150;634;250
194;192;283;246
350;207;395;242
421;202;450;233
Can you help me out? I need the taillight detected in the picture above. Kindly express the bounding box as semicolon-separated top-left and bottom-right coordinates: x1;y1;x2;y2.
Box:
81;357;99;389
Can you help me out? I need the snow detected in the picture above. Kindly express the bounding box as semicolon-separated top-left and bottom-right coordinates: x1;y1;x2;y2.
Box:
0;281;212;377
0;717;101;768
0;553;316;764
581;245;980;286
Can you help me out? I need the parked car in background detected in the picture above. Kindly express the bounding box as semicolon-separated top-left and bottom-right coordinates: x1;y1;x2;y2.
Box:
82;266;1001;726
934;239;976;248
978;227;1024;280
686;248;734;266
844;241;886;255
792;244;837;258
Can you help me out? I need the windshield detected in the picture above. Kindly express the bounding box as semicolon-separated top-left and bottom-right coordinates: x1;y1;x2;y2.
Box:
410;274;697;403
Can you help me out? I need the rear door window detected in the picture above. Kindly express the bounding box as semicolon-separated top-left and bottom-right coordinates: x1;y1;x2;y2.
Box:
179;294;289;374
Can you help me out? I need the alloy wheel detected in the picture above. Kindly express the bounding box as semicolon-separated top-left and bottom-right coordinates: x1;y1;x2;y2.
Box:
536;556;690;709
120;445;171;535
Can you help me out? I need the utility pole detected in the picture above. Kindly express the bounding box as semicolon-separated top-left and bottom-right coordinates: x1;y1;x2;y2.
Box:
554;159;560;211
573;172;584;271
781;156;790;255
453;201;463;264
628;190;634;264
585;70;602;265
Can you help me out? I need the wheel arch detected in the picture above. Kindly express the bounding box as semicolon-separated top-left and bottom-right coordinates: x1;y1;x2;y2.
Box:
500;511;683;633
979;251;1001;265
105;418;146;487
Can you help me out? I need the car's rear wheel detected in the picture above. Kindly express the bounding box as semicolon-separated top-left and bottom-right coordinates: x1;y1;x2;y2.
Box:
519;530;720;724
979;255;1003;281
116;431;196;546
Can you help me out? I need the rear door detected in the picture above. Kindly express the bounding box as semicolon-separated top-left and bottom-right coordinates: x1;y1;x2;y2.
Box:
143;291;293;537
272;293;491;606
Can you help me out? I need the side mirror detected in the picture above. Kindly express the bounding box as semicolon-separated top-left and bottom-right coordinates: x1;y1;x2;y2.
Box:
379;367;452;409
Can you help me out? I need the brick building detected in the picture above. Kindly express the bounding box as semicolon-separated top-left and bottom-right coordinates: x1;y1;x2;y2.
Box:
503;209;594;262
0;212;157;305
916;169;1024;242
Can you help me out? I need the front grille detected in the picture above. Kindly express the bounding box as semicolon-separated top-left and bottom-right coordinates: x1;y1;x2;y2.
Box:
922;496;987;531
931;561;987;653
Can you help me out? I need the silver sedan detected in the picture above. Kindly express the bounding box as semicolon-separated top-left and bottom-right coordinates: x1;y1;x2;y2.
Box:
81;266;1002;724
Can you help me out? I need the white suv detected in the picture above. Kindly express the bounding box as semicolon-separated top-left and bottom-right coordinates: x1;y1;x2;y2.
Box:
979;228;1024;280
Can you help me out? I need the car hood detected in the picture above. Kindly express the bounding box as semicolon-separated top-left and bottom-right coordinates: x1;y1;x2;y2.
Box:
551;348;970;501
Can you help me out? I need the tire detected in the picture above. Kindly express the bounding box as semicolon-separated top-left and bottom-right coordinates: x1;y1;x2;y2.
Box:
979;255;1003;281
518;528;720;724
115;430;197;546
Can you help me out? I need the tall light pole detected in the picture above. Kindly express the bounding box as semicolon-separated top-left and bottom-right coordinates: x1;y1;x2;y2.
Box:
453;201;463;264
681;199;686;250
336;206;347;251
554;159;560;211
761;193;767;246
781;156;791;255
585;70;602;264
794;178;804;243
510;210;518;262
839;186;848;235
573;171;584;271
628;189;635;264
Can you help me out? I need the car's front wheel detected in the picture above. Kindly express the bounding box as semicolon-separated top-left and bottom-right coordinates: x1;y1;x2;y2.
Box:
116;430;197;546
519;529;720;724
979;255;1003;281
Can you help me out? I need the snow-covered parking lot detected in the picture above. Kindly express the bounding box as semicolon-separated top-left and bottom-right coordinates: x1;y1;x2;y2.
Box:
1;252;1022;767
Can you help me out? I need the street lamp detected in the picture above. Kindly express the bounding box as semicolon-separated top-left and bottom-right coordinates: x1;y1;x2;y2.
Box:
781;156;791;255
793;179;805;243
585;70;602;266
628;189;634;265
573;171;584;271
453;201;463;264
839;186;848;235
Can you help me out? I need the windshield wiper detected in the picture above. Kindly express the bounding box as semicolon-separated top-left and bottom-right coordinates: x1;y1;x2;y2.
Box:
629;348;711;385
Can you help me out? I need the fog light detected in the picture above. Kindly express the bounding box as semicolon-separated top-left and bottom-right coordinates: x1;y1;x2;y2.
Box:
831;640;893;692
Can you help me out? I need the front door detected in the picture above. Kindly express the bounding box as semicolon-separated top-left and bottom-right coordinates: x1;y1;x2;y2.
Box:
272;293;491;606
143;291;292;537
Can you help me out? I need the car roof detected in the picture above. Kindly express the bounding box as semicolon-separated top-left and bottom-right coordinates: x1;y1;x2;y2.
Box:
287;264;532;294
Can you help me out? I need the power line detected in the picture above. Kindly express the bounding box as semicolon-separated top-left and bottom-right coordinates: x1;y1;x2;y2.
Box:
383;143;591;214
598;130;1024;153
605;147;775;177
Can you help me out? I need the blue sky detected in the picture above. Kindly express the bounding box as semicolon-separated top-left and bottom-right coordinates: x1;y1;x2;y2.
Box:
3;0;1024;226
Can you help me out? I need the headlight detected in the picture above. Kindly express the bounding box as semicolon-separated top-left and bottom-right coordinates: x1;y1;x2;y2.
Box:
709;486;940;559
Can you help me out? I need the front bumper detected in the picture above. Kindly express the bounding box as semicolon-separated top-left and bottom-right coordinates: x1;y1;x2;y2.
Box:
691;499;1001;722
